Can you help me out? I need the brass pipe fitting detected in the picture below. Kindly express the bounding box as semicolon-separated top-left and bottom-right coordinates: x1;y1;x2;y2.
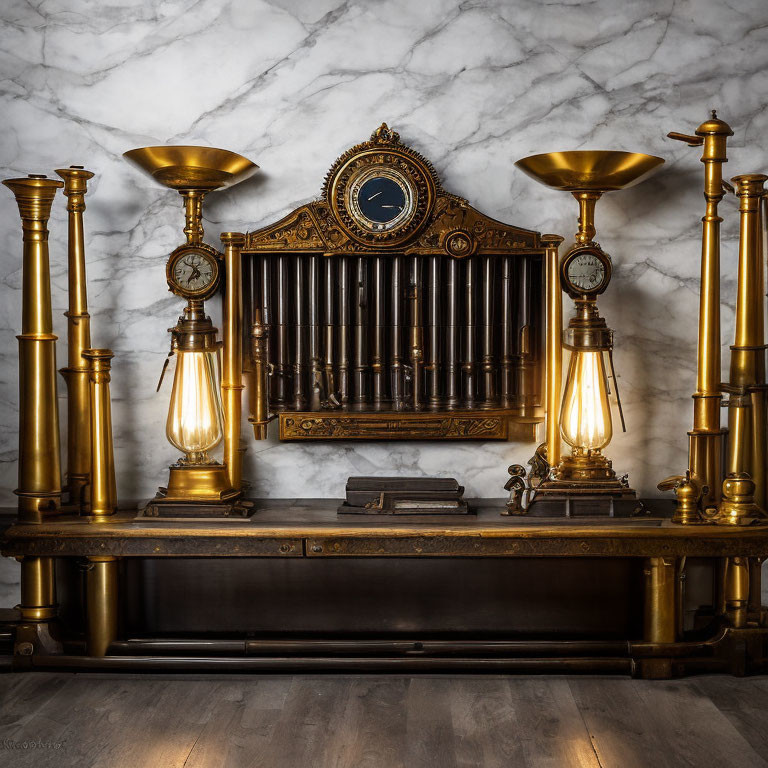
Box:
221;232;246;490
82;349;117;520
3;174;64;523
56;166;95;511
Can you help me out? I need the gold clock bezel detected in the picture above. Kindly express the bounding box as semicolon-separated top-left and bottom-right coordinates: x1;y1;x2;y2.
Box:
346;166;416;234
166;243;221;300
560;245;612;298
326;140;438;246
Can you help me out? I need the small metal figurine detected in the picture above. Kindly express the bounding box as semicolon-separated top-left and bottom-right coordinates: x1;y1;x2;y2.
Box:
504;443;553;514
504;464;529;514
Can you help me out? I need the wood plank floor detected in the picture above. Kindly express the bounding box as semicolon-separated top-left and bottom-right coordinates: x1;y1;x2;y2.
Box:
1;673;768;767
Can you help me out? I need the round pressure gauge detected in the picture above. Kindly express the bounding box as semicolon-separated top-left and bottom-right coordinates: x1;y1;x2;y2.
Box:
166;243;221;300
560;245;612;298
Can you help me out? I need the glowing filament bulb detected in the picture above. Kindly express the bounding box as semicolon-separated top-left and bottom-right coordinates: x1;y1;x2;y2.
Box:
559;349;613;452
166;349;223;463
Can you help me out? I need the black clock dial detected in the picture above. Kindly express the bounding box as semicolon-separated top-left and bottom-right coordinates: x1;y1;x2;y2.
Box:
357;176;407;224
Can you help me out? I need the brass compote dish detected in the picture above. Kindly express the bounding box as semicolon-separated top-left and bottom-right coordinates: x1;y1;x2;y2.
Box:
512;150;664;516
123;145;259;191
123;145;258;519
515;150;665;244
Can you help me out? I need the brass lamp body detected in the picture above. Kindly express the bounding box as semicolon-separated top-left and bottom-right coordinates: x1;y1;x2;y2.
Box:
122;146;258;518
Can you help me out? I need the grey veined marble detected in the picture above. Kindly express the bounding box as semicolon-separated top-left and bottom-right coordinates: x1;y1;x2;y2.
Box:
1;0;768;507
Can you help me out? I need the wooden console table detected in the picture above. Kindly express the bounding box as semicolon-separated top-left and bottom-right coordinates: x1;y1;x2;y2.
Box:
2;500;768;678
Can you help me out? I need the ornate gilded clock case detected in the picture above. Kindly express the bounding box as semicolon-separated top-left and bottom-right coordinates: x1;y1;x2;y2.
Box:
243;124;546;441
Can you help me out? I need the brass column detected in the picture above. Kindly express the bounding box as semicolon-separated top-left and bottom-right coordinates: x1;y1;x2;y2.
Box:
727;174;767;510
86;556;118;656
670;113;733;509
221;232;246;490
56;166;94;510
543;234;564;467
3;174;64;523
83;349;117;519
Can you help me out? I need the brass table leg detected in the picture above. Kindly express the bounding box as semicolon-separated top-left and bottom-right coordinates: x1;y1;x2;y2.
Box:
725;556;750;628
14;555;60;657
748;557;764;625
86;556;118;656
639;556;677;678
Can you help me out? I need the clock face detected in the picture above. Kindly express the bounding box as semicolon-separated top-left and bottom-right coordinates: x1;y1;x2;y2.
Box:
166;245;220;299
347;167;415;234
564;249;609;295
356;176;407;224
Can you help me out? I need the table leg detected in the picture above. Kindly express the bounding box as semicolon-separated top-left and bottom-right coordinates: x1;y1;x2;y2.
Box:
644;556;677;643
86;556;118;656
18;555;57;622
725;556;749;629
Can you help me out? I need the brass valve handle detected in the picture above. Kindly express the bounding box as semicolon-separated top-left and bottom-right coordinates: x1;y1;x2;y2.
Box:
667;131;704;147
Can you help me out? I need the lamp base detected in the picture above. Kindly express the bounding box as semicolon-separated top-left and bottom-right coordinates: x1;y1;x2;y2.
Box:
137;462;255;521
523;480;642;518
504;446;643;517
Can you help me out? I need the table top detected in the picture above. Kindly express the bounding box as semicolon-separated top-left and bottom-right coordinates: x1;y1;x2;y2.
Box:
3;499;768;559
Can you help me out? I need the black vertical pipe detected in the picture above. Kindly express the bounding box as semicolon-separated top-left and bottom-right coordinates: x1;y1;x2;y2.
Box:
463;256;477;406
308;254;323;410
427;254;441;409
445;258;460;409
481;255;496;406
391;255;404;409
293;254;306;409
500;256;513;405
372;255;386;405
516;254;532;410
337;255;350;404
353;256;368;402
409;255;423;410
323;255;335;403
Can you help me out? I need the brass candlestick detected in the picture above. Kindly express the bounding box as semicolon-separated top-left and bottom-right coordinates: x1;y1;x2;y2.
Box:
123;146;258;518
3;174;65;523
509;150;664;516
56;166;95;511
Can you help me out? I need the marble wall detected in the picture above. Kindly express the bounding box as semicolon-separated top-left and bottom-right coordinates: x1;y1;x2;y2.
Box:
1;0;768;518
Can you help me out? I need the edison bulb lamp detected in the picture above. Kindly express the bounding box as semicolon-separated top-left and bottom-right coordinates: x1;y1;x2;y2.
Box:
166;347;223;465
560;348;613;453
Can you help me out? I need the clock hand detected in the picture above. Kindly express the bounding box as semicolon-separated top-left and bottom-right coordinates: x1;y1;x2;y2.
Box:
381;205;403;210
367;191;383;200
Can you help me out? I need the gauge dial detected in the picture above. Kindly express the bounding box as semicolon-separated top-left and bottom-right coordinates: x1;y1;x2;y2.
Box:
166;244;221;299
561;246;611;297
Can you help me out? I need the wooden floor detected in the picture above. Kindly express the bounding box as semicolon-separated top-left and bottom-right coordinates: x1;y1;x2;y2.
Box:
2;673;768;767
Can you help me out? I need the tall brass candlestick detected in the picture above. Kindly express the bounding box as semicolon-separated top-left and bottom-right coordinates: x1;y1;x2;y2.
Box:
56;166;94;510
3;174;64;523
